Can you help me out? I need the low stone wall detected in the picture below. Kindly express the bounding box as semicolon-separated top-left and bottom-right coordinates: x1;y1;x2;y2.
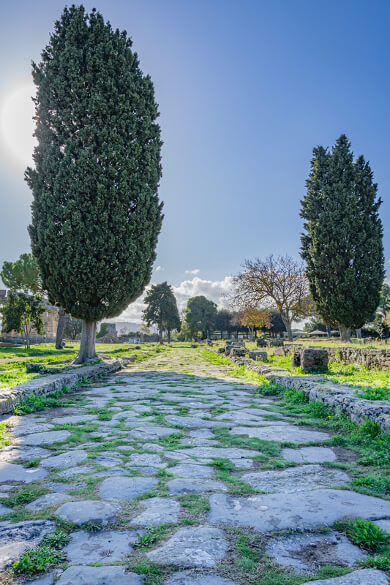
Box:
0;359;128;415
268;373;390;433
280;344;390;371
209;348;390;433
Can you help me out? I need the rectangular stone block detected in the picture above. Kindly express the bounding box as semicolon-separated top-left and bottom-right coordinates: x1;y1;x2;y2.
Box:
300;348;329;373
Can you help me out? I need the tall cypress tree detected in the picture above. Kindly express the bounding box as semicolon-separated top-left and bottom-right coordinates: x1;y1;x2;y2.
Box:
301;135;384;340
26;6;163;362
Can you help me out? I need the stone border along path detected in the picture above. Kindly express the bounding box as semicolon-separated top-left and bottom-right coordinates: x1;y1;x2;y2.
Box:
0;357;132;415
224;350;390;433
0;346;389;584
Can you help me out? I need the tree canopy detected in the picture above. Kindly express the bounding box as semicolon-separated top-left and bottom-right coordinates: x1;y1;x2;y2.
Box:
231;255;311;341
1;253;41;294
1;292;45;348
143;282;180;342
301;134;384;340
185;296;217;340
26;5;163;362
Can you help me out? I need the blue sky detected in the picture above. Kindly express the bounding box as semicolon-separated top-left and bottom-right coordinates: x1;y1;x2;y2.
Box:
0;0;389;322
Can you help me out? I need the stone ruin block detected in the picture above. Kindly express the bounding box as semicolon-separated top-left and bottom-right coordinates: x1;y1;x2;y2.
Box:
266;338;284;347
292;351;301;368
230;347;246;358
300;348;329;373
218;347;225;354
256;338;267;347
249;350;267;362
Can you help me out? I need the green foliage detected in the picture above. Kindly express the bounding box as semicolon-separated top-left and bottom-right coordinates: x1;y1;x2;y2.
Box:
0;421;11;448
185;296;217;339
63;313;82;340
335;518;388;552
13;384;72;414
143;282;180;341
301;134;384;330
0;291;45;348
12;544;65;575
96;323;110;339
1;253;42;294
27;6;163;330
134;525;170;549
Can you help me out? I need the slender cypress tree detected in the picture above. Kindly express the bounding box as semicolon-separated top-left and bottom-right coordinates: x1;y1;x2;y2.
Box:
26;6;163;362
301;135;384;340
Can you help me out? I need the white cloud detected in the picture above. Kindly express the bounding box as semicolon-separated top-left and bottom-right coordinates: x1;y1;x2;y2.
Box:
155;265;164;272
173;276;234;311
109;275;234;324
185;268;200;275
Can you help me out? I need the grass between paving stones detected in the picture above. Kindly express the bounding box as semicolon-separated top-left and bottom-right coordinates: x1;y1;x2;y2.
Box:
0;421;11;448
334;518;390;570
128;560;173;585
11;528;70;576
215;527;350;585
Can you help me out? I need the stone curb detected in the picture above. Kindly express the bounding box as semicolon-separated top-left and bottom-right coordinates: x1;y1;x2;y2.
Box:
267;373;390;433
208;348;390;433
0;358;129;415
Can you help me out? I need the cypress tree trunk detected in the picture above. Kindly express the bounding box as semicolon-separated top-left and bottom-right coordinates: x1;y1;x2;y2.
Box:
56;307;66;349
339;326;351;342
158;327;163;344
167;329;171;344
356;328;362;339
74;320;97;364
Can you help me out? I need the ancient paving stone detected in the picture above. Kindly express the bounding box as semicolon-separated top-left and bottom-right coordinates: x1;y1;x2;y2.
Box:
55;500;120;526
168;463;215;478
303;569;389;585
64;530;139;564
0;445;50;462
99;476;158;500
231;424;329;443
0;504;11;516
265;531;365;573
146;525;228;567
165;572;237;585
26;492;71;511
51;414;97;425
11;422;54;436
164;415;224;428
94;467;128;477
174;447;258;461
0;462;47;483
209;490;390;532
374;519;390;532
41;450;88;469
45;481;86;492
0;519;55;570
129;425;176;439
168;478;227;495
56;566;144;585
131;497;180;526
241;465;350;493
24;573;55;584
21;429;71;445
281;446;337;463
93;456;123;467
58;465;96;478
141;442;164;452
128;453;165;468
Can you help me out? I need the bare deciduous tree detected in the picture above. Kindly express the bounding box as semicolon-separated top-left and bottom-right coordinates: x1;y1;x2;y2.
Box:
230;255;312;342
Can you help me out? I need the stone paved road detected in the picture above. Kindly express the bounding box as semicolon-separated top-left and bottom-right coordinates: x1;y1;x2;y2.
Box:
0;347;389;584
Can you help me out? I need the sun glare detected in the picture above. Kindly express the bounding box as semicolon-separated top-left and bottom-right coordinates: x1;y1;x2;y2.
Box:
0;80;37;173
